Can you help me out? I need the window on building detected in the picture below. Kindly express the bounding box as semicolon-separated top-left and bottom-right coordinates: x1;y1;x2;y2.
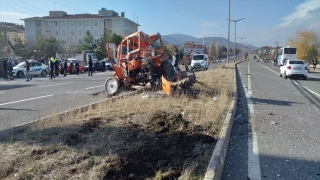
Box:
70;30;74;36
70;21;74;26
70;39;74;45
46;21;49;27
79;39;82;44
61;21;65;27
46;30;50;35
78;30;82;36
55;30;58;36
62;30;66;36
36;20;41;26
78;21;82;26
94;20;98;26
94;30;98;35
86;20;90;26
54;21;58;26
36;30;41;35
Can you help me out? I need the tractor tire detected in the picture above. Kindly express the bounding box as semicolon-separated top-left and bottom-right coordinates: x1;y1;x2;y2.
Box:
161;60;176;81
104;77;120;96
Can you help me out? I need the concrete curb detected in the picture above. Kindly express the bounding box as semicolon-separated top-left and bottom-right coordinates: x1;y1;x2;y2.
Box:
0;88;147;139
204;61;240;180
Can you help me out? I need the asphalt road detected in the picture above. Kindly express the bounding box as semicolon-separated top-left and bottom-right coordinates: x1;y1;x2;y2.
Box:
222;55;320;179
0;71;116;131
0;61;224;132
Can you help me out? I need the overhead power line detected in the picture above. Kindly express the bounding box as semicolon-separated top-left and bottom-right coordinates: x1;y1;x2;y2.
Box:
0;1;34;16
17;0;47;13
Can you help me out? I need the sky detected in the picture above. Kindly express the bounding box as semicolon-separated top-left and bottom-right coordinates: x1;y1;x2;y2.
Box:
0;0;319;47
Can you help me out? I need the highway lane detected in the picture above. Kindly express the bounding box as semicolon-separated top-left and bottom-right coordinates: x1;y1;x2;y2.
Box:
0;71;114;131
222;56;320;179
0;62;223;131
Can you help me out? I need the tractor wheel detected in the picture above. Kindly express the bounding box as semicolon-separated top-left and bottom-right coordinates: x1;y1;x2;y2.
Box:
161;60;176;81
104;77;120;96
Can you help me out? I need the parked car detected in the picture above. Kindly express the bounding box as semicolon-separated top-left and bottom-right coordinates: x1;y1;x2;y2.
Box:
85;62;105;72
255;59;259;62
302;60;310;73
280;59;307;80
66;59;85;74
12;61;49;78
102;58;119;71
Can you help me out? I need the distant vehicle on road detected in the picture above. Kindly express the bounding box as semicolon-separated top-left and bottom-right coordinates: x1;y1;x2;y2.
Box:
85;62;105;72
190;54;209;71
255;59;259;62
277;47;297;66
280;59;307;80
12;61;49;78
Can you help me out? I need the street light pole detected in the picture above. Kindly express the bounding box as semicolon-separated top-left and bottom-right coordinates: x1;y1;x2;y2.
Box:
228;18;245;62
238;37;247;60
227;0;230;64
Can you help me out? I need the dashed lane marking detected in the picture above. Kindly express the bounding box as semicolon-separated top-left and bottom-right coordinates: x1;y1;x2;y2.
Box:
0;94;54;106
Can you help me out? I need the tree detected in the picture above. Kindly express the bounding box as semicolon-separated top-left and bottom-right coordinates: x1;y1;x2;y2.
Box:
306;46;318;62
287;29;319;60
208;38;216;60
12;36;26;57
77;30;96;53
215;42;221;59
35;35;59;60
164;44;175;58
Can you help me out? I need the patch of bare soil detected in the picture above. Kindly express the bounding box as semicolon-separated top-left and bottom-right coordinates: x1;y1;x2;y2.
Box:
80;112;216;179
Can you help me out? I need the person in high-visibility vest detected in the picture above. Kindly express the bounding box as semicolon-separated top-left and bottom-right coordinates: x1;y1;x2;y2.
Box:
50;57;56;79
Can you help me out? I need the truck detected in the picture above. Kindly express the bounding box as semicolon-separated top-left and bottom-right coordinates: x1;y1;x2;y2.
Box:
56;50;98;64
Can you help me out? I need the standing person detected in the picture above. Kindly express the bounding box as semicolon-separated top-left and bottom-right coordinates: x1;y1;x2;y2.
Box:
54;59;59;76
49;57;56;79
25;59;32;81
70;61;74;74
274;58;277;66
75;61;80;75
172;50;180;72
7;59;13;80
3;58;7;79
63;59;68;76
88;56;93;76
312;57;318;70
102;61;106;72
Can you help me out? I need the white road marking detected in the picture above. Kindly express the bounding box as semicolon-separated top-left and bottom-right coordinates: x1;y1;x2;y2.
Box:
242;60;261;180
85;85;104;90
0;92;4;93
39;82;73;88
0;94;54;106
291;80;320;97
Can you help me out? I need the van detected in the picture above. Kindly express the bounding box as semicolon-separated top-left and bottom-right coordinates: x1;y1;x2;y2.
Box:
190;54;209;71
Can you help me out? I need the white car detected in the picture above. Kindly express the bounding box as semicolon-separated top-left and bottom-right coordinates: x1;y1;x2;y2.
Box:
302;60;310;72
12;61;49;78
280;59;307;80
190;54;209;71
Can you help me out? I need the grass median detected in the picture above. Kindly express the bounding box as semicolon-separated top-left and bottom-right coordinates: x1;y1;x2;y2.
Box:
0;63;235;180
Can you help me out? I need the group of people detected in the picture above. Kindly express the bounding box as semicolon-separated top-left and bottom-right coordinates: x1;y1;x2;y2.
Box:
48;57;80;79
2;59;14;80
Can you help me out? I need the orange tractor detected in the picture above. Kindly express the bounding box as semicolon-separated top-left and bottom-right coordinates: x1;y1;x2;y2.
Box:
104;31;196;96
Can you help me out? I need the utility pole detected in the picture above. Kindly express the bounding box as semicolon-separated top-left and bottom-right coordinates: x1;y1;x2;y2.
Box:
227;0;230;64
228;18;245;62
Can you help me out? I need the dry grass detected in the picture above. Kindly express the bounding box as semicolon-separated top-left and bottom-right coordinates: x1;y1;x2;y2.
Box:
0;63;235;180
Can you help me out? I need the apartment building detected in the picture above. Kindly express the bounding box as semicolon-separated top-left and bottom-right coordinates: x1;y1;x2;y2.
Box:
0;25;25;45
22;8;139;47
183;42;205;54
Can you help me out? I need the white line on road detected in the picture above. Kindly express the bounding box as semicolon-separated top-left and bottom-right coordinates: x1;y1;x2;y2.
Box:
242;60;262;180
85;85;104;90
0;94;54;106
0;92;4;93
248;61;252;96
39;82;73;88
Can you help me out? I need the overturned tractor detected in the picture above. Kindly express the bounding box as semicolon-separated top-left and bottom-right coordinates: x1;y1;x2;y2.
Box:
104;31;196;96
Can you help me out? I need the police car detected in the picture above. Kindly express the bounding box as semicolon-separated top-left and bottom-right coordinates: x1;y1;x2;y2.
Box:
12;61;49;78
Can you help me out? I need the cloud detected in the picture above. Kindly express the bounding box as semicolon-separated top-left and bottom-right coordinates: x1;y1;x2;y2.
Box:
278;0;320;28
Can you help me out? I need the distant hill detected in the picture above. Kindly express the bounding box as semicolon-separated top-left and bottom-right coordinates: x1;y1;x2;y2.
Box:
161;34;257;51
